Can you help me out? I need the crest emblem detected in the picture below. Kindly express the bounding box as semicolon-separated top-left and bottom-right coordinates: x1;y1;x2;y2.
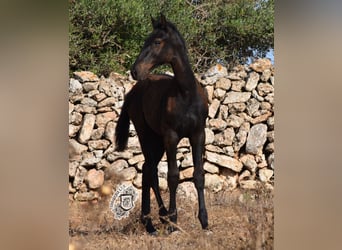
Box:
109;184;138;220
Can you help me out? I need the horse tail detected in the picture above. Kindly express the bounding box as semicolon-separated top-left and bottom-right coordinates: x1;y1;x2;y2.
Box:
115;98;130;151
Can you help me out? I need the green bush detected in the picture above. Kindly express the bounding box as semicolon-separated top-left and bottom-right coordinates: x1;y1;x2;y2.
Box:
69;0;274;76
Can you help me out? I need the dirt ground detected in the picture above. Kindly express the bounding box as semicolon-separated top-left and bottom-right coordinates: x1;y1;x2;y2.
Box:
69;183;273;250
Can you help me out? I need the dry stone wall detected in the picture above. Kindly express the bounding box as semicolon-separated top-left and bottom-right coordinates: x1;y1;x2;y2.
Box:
69;58;274;201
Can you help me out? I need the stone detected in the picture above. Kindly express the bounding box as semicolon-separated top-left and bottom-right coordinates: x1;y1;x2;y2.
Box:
214;127;235;146
218;105;229;120
205;85;214;103
213;88;226;100
255;154;268;169
81;97;97;107
240;154;258;173
226;114;244;128
159;177;168;191
240;180;258;189
180;167;194;180
105;121;115;143
98;97;116;108
178;138;190;148
224;173;238;191
181;153;193;168
133;173;142;188
69;78;83;93
245;72;260;91
95;112;116;128
238;170;252;182
223;92;251;104
78;114;96;144
227;103;246;114
69;124;80;137
85;169;104;189
69;93;84;105
69;182;76;193
267;116;274;130
215;77;231;90
267;131;274;143
158;161;168;178
69;139;88;160
249;58;272;73
69;102;74;115
205;128;215;145
258;168;274;182
202;64;228;85
257;83;274;96
223;146;235;157
204;173;224;192
208;119;227;131
105;159;128;179
80;152;101;166
246;124;268;155
128;154;145;165
93;150;103;159
88;139;110;151
97;107;112;113
177;182;197;201
252;89;264;102
267;153;275;170
120;167;137;181
261;69;272;82
74;104;97;114
93;93;107;102
251;111;273;124
265;142;274;153
203;162;219;174
205;151;243;172
269;75;275;86
90;127;105;140
208;99;220;118
69;112;83;125
87;89;100;97
73;71;99;82
205;144;224;154
233;122;250;152
69;161;79;177
74;191;99;201
246;98;260;116
265;93;274;105
227;72;241;80
73;166;87;188
96;159;110;169
231;80;245;92
83;82;99;92
260;101;272;111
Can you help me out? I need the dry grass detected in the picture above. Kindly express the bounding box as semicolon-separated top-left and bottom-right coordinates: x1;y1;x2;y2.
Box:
69;183;273;250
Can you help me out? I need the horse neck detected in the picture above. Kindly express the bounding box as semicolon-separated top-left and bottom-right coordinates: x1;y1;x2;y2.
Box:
171;52;197;96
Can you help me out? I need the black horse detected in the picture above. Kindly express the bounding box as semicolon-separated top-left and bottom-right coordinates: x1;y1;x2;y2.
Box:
115;14;208;234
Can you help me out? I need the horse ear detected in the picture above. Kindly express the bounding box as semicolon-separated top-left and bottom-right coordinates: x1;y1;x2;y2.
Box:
160;13;167;29
151;15;157;29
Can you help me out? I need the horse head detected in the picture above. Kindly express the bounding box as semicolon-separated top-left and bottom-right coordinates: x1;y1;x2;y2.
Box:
131;14;186;81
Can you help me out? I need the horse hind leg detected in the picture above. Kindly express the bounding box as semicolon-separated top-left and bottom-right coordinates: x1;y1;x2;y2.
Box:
140;161;157;234
140;133;167;234
147;139;168;223
164;131;180;232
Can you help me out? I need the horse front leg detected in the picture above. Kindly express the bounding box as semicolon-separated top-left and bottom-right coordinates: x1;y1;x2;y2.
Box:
164;131;179;232
141;161;157;234
190;130;208;229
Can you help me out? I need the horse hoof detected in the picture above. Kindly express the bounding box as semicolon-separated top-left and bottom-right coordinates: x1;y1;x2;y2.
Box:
148;230;158;236
167;225;178;234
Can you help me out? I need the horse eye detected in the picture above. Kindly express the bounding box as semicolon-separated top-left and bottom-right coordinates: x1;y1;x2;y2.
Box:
154;40;161;45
